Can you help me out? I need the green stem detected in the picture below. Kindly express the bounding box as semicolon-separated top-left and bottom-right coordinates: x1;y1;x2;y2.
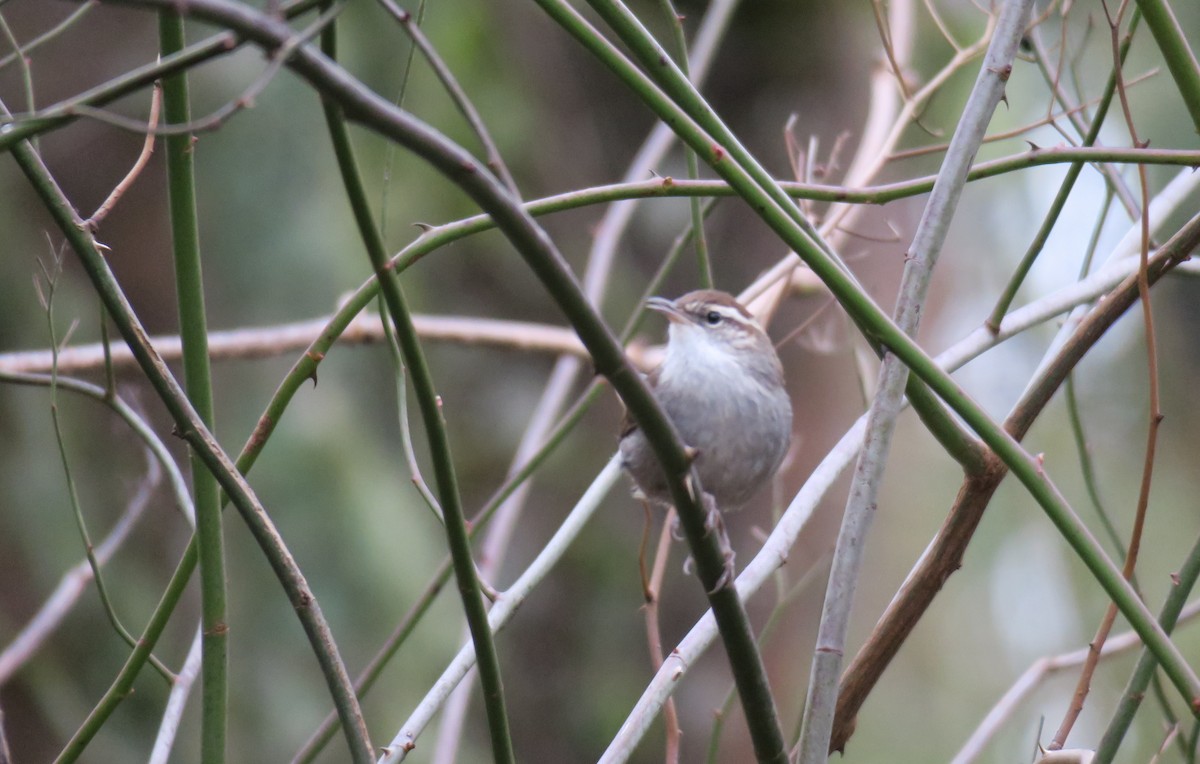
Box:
318;19;514;764
11;117;373;764
158;12;227;763
55;541;198;764
1095;523;1200;762
655;0;712;287
293;383;603;763
56;0;1200;733
984;10;1139;332
0;0;324;152
39;269;175;685
1133;0;1200;134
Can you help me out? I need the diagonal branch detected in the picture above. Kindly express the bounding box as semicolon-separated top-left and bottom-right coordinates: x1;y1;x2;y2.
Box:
830;208;1200;753
798;3;1034;760
4;115;375;764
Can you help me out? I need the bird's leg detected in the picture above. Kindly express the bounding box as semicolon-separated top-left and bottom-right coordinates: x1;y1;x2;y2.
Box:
702;492;736;594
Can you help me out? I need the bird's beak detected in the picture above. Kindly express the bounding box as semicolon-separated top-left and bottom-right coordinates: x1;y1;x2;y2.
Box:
646;296;687;324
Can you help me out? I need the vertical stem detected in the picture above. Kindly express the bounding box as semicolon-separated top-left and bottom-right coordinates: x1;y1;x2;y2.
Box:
158;11;227;763
1133;0;1200;133
318;19;515;764
796;1;1033;760
655;0;713;287
984;10;1140;331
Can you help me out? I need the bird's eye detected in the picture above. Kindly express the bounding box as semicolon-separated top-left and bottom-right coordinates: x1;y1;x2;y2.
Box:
705;311;722;325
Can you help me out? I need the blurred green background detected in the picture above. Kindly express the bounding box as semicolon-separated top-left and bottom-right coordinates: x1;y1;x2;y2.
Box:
2;1;1200;762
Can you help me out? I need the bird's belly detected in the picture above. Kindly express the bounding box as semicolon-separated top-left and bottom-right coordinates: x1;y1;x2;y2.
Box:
666;386;791;508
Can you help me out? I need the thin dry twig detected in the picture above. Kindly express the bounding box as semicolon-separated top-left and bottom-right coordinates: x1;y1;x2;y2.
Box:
0;312;599;375
1047;0;1162;749
951;599;1200;764
641;508;681;764
922;0;963;51
0;2;98;73
830;205;1200;754
377;0;519;195
86;81;162;230
0;454;163;685
871;0;911;99
149;625;203;764
32;4;342;139
886;68;1157;162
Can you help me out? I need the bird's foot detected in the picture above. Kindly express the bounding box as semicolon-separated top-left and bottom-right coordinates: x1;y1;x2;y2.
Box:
702;495;736;594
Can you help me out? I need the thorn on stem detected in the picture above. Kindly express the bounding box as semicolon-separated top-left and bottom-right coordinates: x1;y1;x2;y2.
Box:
988;64;1012;81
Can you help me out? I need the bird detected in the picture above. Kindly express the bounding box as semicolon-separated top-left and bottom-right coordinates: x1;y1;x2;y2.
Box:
619;289;792;514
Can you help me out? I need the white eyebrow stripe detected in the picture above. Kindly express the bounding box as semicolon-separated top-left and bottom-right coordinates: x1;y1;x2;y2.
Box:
688;303;742;319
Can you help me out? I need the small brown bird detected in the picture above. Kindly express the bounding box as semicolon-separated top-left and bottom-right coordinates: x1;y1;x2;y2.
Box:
619;289;792;512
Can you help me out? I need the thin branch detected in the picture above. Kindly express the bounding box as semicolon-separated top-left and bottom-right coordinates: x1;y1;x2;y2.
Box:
381;458;623;762
1026;27;1140;217
378;300;444;521
38;253;176;685
0;2;97;72
886;68;1158;162
1048;1;1164;747
0;450;167;685
642;508;681;764
798;4;1033;760
950;599;1200;764
0;2;329;155
5;103;374;764
318;16;514;759
985;9;1141;332
148;625;204;764
0;312;597;375
86;81;161;229
377;0;519;195
871;0;911;99
654;0;713;287
0;10;38;146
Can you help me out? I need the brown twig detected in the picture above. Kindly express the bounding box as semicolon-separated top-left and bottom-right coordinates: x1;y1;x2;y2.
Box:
828;209;1200;754
950;598;1200;763
641;507;681;764
1047;0;1162;748
871;0;911;100
921;0;963;52
0;312;603;375
50;4;341;140
886;68;1158;162
85;81;162;230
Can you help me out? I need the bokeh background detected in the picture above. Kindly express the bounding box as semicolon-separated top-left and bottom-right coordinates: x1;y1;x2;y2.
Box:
2;0;1200;761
